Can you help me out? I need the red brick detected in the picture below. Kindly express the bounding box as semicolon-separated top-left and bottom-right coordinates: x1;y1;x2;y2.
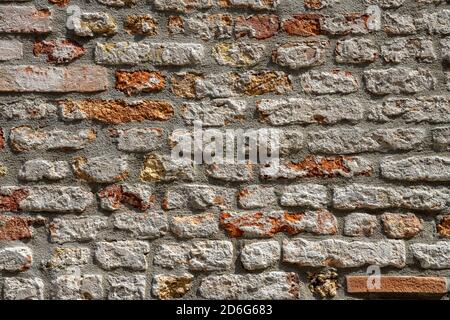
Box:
283;14;322;36
235;15;279;40
437;215;450;237
0;215;46;241
0;129;4;150
115;70;166;96
346;276;448;294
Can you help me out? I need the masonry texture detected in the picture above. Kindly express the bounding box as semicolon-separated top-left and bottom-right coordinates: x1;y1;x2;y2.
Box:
0;0;449;301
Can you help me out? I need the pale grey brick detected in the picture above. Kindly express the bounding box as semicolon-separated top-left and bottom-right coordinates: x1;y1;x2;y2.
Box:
112;128;164;153
432;127;450;151
95;241;150;271
381;156;450;181
213;42;266;67
441;38;450;63
206;163;253;182
0;40;23;61
112;211;168;239
257;97;365;125
364;67;435;95
10;127;96;152
423;10;450;35
181;99;248;127
50;216;109;243
73;155;129;183
0;100;57;120
300;70;360;95
10;186;94;213
54;274;103;300
3;278;44;300
153;241;234;271
238;185;277;209
95;42;204;66
153;0;212;11
335;38;379;64
383;12;416;35
368;96;450;123
163;184;235;210
107;275;146;300
0;246;32;272
344;213;379;237
199;272;300;299
307;128;425;154
283;238;406;267
381;38;436;63
411;242;450;269
19;159;71;182
170;213;219;239
364;0;405;8
333;184;450;211
273;40;329;69
280;184;328;208
240;241;280;270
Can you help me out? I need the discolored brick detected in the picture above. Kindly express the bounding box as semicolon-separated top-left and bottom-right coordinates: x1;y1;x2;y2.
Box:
33;39;85;64
115;70;165;96
220;210;337;238
235;15;279;39
60;100;173;124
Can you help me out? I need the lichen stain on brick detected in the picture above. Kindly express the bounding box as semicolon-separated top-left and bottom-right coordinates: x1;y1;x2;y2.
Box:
115;70;166;96
173;214;211;226
34;9;51;18
171;73;203;98
0;215;46;241
33;39;85;64
285;156;372;177
168;16;184;34
73;156;129;183
244;72;292;96
287;273;301;298
155;276;193;300
60;100;174;124
48;0;70;7
346;13;370;27
235;15;280;40
140;154;166;181
0;189;29;212
124;15;158;35
98;184;155;211
0;165;6;177
305;0;324;9
307;268;340;299
437;215;450;237
283;14;322;36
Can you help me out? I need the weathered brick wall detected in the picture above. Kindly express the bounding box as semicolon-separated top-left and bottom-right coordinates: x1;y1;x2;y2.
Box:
0;0;450;300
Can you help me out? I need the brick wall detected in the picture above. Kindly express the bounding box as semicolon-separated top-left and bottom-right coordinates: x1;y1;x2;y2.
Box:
0;0;449;300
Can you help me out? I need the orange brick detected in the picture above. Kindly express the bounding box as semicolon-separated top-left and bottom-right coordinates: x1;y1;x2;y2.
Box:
346;276;448;294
